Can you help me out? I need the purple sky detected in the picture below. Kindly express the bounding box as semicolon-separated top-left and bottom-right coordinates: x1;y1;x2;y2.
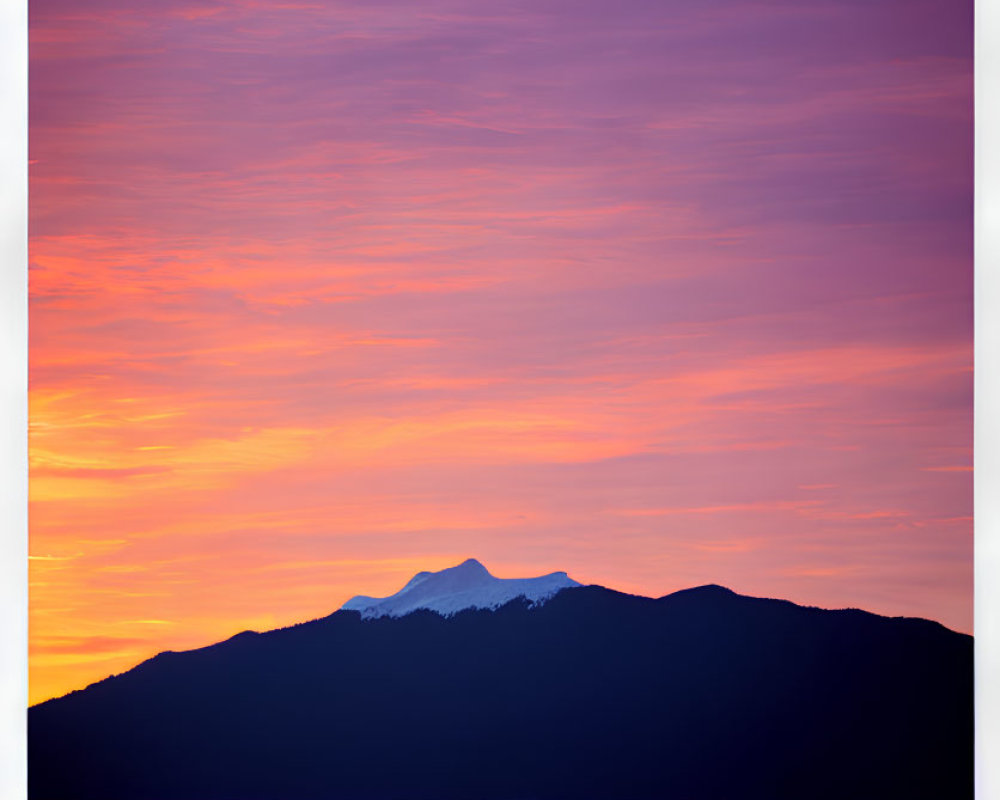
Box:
29;0;973;703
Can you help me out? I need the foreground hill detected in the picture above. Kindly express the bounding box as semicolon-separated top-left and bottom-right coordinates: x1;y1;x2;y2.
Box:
29;583;972;800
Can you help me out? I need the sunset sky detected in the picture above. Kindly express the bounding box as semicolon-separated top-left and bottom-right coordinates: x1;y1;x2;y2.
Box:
28;0;973;704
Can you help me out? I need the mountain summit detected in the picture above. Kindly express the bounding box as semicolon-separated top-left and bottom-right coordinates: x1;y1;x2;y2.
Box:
341;558;580;618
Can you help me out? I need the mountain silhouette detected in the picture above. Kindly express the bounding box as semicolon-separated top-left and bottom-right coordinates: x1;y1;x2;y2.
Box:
29;576;972;800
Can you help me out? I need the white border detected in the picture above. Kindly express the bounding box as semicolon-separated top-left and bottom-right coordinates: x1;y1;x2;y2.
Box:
976;0;999;796
0;0;27;797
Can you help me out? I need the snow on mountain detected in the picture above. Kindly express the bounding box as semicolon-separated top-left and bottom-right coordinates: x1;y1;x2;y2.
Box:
341;558;581;619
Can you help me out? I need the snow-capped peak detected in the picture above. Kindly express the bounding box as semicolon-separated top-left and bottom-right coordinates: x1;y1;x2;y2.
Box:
340;558;580;619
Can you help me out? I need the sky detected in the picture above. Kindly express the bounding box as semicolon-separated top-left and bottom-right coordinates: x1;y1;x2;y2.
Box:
28;0;973;705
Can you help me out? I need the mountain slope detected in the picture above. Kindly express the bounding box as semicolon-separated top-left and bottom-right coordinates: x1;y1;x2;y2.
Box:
29;584;972;800
341;558;580;618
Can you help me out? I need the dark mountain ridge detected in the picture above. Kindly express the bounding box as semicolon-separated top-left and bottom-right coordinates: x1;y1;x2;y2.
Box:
29;584;972;800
